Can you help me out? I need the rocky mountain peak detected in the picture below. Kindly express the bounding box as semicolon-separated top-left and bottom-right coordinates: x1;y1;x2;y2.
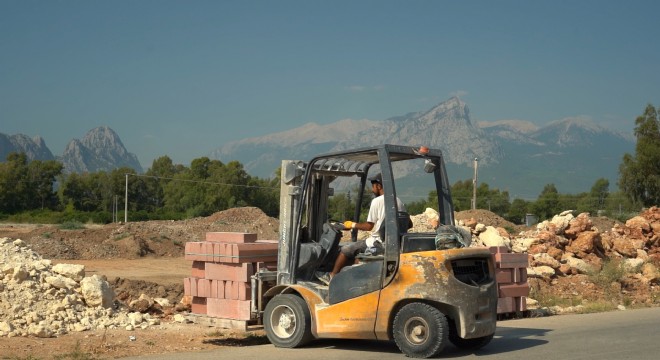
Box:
61;127;143;173
0;132;54;162
420;96;469;124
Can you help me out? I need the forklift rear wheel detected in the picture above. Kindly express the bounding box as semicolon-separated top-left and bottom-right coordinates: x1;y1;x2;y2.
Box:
393;302;448;358
264;294;313;348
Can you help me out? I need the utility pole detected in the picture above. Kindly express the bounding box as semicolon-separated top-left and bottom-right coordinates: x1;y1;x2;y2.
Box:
472;157;478;210
124;174;128;223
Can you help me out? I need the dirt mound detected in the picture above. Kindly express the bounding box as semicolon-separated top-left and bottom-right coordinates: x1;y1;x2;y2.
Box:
455;209;521;230
111;277;183;307
9;207;280;260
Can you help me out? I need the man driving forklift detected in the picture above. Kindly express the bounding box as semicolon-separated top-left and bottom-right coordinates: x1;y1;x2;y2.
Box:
315;172;408;284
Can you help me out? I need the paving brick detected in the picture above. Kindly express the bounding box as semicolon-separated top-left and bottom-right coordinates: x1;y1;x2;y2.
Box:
191;261;205;278
221;281;252;300
496;268;528;284
205;232;258;243
191;296;207;315
207;298;252;320
229;242;278;263
499;283;530;298
209;242;234;263
189;277;198;297
496;268;513;284
205;262;254;282
197;278;211;298
184;242;200;261
495;252;529;269
210;280;225;299
183;277;191;296
497;297;515;314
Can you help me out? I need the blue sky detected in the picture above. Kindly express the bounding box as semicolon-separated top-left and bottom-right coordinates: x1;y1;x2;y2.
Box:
2;0;659;169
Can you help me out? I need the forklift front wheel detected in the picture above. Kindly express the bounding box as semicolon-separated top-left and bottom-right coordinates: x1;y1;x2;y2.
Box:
264;294;314;348
393;302;449;358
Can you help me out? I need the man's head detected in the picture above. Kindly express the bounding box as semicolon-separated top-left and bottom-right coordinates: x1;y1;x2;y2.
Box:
369;172;384;196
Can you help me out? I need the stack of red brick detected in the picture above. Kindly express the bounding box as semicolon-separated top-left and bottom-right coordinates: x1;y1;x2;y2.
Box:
490;246;530;314
183;232;277;321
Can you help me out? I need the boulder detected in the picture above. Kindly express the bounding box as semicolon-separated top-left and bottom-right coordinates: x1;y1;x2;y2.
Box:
612;238;639;258
80;275;114;308
565;231;601;258
45;275;78;290
564;213;593;239
527;266;556;278
52;263;85;282
478;226;510;248
563;255;595;274
532;253;561;269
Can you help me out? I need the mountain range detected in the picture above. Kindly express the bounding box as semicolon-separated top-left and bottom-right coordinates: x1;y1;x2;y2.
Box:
210;97;635;199
0;126;143;174
1;97;635;198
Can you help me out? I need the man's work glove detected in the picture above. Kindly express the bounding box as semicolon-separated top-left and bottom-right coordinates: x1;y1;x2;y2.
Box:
343;220;356;230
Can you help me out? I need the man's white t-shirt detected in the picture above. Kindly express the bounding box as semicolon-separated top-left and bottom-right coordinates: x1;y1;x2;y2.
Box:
366;195;406;246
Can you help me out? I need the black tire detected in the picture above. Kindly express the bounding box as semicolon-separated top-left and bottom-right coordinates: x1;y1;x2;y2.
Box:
264;294;314;348
392;303;448;358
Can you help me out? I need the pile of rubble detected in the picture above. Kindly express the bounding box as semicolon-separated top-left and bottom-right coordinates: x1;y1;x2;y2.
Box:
0;237;174;338
454;207;660;308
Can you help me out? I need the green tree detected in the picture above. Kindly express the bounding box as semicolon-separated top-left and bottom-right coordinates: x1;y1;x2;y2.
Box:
507;198;530;224
619;104;660;207
532;184;561;221
450;179;473;211
27;159;64;209
0;153;30;212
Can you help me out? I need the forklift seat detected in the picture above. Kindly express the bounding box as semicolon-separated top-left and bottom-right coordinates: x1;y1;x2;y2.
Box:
297;222;341;272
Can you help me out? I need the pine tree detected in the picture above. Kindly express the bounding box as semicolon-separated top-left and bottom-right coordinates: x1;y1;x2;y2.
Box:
618;104;660;207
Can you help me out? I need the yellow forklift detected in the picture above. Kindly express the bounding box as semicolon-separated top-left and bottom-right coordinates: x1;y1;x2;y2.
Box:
258;144;497;358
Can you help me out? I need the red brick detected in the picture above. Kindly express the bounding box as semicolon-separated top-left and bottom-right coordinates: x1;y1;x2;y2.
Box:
189;277;198;297
191;296;207;315
496;268;513;284
206;232;258;243
205;262;254;282
184;242;200;261
213;280;225;299
224;281;233;299
191;261;205;278
495;252;529;269
207;298;252;320
497;297;515;314
183;277;191;296
230;242;278;263
513;268;528;283
197;278;211;298
489;246;509;254
205;242;216;262
238;282;251;300
499;283;530;298
257;239;278;244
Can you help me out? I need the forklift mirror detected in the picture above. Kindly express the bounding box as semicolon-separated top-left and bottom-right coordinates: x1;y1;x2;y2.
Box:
423;159;436;173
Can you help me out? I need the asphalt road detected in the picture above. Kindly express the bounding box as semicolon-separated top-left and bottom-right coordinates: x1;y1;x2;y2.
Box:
120;307;660;360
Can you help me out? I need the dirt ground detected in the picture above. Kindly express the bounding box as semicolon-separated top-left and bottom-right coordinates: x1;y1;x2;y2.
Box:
0;207;651;359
